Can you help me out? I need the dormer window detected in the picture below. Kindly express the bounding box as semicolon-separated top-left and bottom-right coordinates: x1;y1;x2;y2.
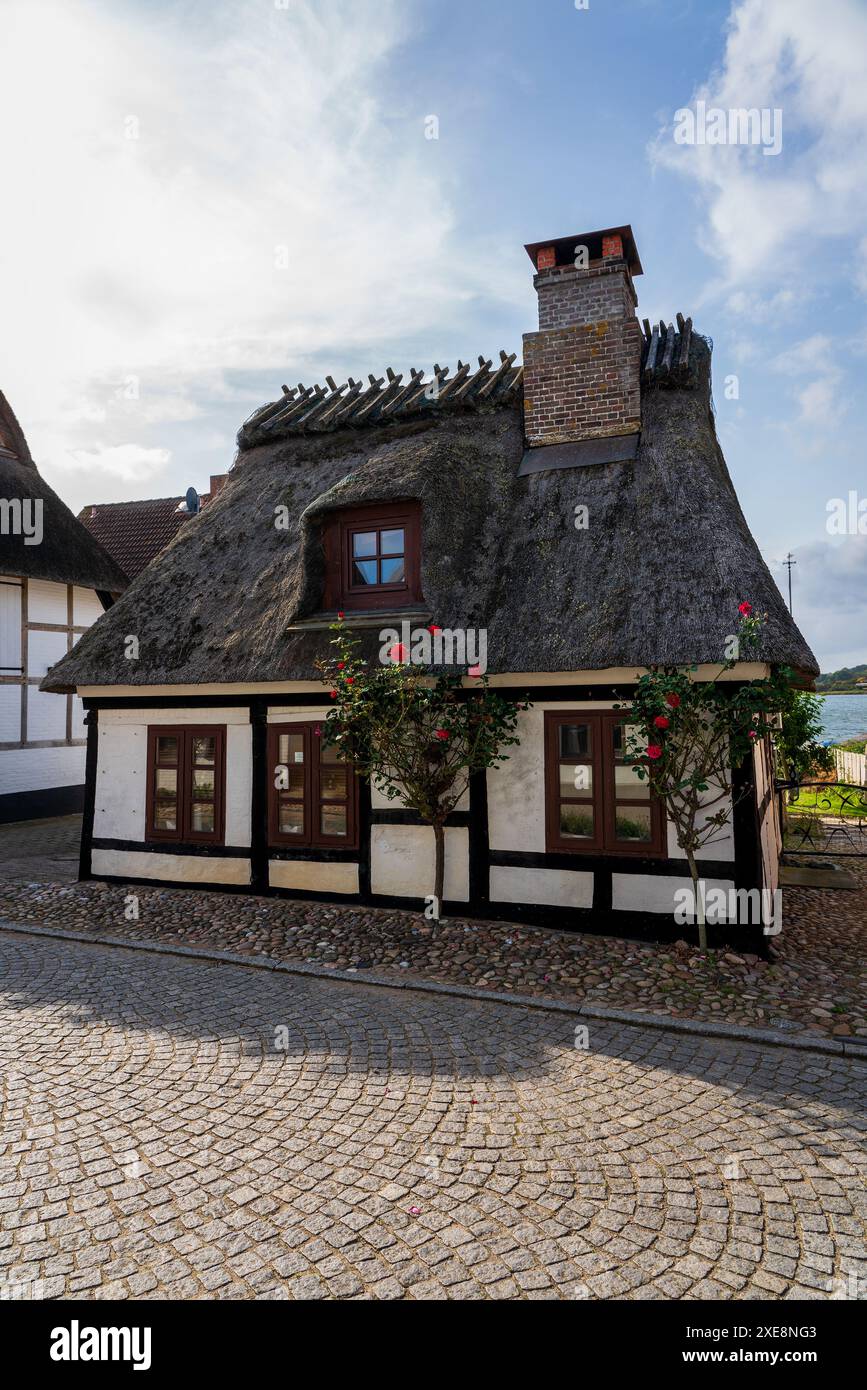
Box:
322;500;422;611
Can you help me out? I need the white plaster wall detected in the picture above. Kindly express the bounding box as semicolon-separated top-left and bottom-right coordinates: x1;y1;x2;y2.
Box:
27;629;68;678
72;587;104;626
487;700;736;862
94;709;251;846
91;848;250;885
26;579;68;625
0;744;85;792
486;701;616;854
371;824;469;900
612;873;735;915
490;865;593;909
26;686;67;741
269;860;359;894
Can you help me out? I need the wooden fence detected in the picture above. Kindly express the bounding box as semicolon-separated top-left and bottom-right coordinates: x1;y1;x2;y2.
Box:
834;747;867;784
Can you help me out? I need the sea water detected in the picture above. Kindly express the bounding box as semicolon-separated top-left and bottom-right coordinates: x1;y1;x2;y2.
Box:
817;693;867;746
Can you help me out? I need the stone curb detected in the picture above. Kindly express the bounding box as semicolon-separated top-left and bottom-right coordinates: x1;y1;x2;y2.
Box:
2;917;865;1061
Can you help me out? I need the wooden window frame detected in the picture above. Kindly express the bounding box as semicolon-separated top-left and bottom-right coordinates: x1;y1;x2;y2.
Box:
145;725;226;845
267;722;359;850
322;501;422;611
544;710;665;857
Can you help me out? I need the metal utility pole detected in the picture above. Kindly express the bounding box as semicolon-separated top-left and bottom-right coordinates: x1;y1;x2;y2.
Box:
783;552;796;616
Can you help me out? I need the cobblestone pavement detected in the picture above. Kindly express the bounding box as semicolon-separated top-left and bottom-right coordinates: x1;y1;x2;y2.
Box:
1;815;864;1039
0;815;81;884
1;934;865;1301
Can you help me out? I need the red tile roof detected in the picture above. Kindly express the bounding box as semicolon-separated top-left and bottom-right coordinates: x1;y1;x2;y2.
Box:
77;495;210;581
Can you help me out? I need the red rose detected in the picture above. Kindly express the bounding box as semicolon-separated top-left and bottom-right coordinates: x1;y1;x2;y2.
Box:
329;689;337;699
435;728;449;741
428;623;440;634
739;601;752;616
646;744;663;760
337;661;345;670
665;693;681;709
337;611;345;620
748;730;758;739
653;715;669;729
345;676;354;684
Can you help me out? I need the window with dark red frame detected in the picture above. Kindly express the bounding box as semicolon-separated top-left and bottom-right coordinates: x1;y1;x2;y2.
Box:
544;711;665;856
146;726;226;844
321;501;422;611
268;723;358;849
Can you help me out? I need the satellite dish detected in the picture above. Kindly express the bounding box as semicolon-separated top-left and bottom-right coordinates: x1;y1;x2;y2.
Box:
185;486;200;515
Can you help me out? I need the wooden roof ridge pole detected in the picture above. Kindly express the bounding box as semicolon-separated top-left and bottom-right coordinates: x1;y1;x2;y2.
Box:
275;383;327;427
317;377;364;426
453;356;493;401
435;360;471;401
379;367;425;416
643;323;661;380
353;370;405;422
401;364;450;414
478;350;518;399
677;314;692;375
296;380;349;430
659;321;676;377
330;373;385;426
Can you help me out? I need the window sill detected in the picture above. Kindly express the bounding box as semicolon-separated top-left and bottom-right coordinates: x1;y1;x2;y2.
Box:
287;608;431;631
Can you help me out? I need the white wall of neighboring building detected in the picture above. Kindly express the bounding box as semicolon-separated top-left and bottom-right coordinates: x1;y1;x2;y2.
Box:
0;575;102;808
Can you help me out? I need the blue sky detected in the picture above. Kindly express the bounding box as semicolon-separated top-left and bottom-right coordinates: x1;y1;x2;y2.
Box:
1;0;865;670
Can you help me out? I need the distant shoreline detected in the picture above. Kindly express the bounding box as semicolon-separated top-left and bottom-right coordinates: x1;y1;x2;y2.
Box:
817;690;867;696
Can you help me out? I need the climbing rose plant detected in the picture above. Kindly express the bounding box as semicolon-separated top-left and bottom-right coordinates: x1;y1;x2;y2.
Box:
619;605;795;951
316;618;526;920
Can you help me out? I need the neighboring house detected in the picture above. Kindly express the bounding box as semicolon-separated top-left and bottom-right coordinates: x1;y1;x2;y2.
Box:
43;226;818;941
78;476;228;581
0;390;128;822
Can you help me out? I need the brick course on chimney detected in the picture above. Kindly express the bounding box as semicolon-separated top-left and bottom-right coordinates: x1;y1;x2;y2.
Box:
522;228;642;447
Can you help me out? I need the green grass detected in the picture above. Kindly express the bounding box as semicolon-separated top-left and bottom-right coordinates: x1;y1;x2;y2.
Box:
787;787;866;819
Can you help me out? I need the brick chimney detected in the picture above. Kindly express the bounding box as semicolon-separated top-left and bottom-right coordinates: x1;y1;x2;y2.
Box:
522;225;642;448
209;473;228;500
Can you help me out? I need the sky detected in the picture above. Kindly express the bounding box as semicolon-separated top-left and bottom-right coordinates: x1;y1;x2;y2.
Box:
1;0;865;671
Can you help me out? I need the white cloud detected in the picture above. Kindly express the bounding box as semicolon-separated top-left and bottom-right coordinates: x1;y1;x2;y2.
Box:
770;535;867;669
0;0;520;508
62;444;172;484
651;0;867;295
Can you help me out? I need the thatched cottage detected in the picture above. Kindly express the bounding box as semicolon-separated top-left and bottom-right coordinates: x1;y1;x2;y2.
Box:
1;390;127;822
43;226;817;938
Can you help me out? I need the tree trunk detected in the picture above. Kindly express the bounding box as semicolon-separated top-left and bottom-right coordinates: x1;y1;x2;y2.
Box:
432;819;445;922
685;848;707;952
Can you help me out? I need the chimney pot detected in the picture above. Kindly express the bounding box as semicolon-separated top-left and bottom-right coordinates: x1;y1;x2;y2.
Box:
602;233;624;260
536;245;556;271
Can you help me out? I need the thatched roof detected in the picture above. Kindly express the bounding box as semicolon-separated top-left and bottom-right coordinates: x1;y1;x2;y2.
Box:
0;390;129;594
42;334;818;693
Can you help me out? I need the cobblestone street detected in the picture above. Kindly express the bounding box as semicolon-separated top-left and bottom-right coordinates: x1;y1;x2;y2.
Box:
1;932;865;1300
